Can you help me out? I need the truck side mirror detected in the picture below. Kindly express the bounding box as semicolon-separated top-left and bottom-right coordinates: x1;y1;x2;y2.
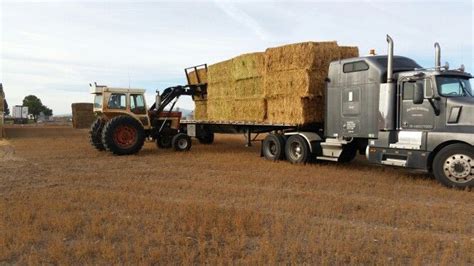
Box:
413;83;424;104
424;80;435;99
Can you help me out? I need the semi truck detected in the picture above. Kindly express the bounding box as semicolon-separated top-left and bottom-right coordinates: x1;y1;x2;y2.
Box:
89;35;474;189
12;105;29;124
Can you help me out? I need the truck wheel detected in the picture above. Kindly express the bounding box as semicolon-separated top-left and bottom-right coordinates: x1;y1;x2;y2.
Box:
89;118;105;151
285;135;310;164
172;133;192;152
198;132;214;144
433;143;474;189
262;134;285;161
156;134;172;149
102;116;145;155
338;144;358;163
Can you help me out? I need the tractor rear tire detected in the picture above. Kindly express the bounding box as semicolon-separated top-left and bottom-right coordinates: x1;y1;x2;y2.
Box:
102;116;145;155
89;118;105;151
172;133;192;152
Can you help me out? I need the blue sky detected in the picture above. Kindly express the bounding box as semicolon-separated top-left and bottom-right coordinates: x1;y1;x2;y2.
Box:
1;0;473;115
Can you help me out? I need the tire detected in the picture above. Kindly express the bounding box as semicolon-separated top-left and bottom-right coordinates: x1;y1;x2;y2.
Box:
198;132;214;144
338;143;358;163
102;116;145;155
432;143;474;189
156;134;172;149
262;134;285;161
285;135;310;164
172;133;192;152
89;118;105;151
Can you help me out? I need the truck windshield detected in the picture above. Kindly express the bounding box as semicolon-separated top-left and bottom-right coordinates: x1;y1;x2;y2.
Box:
94;94;103;108
436;76;473;97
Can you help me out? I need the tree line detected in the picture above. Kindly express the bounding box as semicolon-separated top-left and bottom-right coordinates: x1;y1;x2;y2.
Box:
3;95;53;121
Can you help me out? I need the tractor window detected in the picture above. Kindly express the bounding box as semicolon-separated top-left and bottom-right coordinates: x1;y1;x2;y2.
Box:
108;93;126;109
130;94;146;114
94;94;103;108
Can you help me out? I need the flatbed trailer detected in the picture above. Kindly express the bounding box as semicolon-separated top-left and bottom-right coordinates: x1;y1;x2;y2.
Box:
179;119;323;147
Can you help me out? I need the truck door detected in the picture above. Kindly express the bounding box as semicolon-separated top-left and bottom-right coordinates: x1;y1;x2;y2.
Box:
400;79;435;130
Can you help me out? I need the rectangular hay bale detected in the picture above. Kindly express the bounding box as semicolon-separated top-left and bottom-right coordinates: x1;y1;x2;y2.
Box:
208;59;233;84
264;69;326;98
265;41;339;72
339;46;359;59
266;96;324;125
194;100;207;120
235;77;264;99
231;98;266;122
207;81;235;99
187;68;208;85
232;52;265;80
207;99;235;121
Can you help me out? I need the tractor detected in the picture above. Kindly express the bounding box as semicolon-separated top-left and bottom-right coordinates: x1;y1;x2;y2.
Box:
89;65;208;155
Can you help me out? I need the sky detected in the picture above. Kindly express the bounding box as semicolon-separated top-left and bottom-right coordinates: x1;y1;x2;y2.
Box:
1;0;473;115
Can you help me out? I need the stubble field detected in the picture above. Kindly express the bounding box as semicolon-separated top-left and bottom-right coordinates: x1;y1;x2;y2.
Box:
1;126;473;264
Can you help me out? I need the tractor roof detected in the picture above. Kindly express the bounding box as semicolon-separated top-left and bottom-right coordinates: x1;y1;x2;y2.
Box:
90;83;146;94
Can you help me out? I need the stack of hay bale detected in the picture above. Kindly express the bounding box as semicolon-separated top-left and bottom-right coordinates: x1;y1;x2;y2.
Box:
192;41;359;124
71;103;95;129
188;68;208;120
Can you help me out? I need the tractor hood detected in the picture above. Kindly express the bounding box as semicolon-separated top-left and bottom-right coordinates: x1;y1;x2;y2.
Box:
446;97;474;126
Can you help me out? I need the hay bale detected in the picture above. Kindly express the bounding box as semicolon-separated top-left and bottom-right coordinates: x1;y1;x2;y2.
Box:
194;100;207;120
264;69;326;97
339;46;359;59
208;60;233;84
231;98;266;122
232;52;265;80
207;99;234;121
235;77;264;99
266;96;324;124
71;103;95;129
207;81;235;99
265;41;339;72
187;68;208;85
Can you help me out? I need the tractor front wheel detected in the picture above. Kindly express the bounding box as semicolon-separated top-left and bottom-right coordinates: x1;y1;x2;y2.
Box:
89;118;105;151
102;116;145;155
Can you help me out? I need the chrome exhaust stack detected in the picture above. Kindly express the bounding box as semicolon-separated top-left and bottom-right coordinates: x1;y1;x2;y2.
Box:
434;42;441;71
386;35;394;83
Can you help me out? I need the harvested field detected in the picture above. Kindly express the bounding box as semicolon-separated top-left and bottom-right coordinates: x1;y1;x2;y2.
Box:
1;126;473;264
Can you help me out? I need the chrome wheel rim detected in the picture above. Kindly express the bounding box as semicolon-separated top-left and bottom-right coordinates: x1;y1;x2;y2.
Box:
290;142;302;160
443;154;474;183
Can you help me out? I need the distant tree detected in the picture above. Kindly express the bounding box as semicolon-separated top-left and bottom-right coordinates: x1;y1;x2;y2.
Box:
3;99;9;116
22;95;52;121
42;106;53;117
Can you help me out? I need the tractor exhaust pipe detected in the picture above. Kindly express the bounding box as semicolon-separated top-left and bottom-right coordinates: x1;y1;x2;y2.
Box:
386;35;394;83
434;42;441;71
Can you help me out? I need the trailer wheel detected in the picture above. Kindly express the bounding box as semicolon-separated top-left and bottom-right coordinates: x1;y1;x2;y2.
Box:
172;133;192;152
285;135;310;164
198;132;214;144
89;118;105;151
102;115;145;155
156;134;172;149
433;143;474;189
262;134;285;161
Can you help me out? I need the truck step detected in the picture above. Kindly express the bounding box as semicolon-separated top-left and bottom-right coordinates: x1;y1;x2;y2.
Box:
316;156;339;162
381;158;407;167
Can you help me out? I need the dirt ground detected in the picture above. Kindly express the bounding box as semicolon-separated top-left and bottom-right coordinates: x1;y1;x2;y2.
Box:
1;126;473;264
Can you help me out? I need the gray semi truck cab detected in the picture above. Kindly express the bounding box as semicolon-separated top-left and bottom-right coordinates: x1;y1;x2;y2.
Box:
316;35;473;188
